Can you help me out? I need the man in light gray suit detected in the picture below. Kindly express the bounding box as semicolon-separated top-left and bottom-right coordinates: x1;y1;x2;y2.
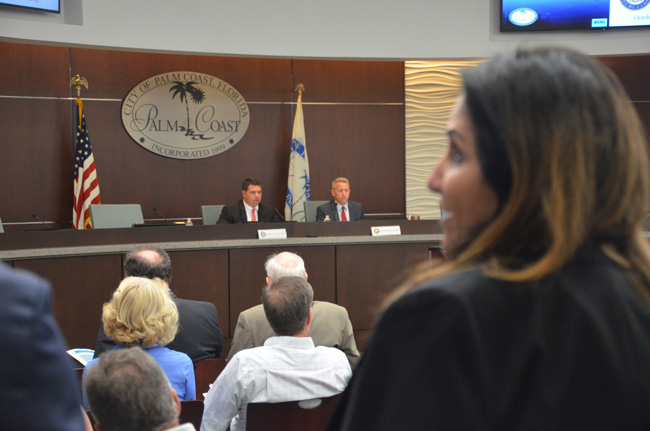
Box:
316;177;364;222
227;251;360;368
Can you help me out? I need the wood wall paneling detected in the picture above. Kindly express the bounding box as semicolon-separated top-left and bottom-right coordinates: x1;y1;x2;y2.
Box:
0;42;71;97
228;246;336;337
292;60;404;103
597;55;650;138
598;55;650;101
633;103;650;139
69;48;293;102
168;250;230;335
305;105;405;216
0;98;73;226
336;243;432;332
13;255;123;349
0;42;73;229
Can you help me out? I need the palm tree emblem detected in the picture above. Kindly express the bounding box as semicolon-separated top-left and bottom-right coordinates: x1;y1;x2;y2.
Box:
169;81;206;135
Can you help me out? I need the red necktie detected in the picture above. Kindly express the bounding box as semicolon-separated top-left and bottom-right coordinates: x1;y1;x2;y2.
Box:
251;208;256;222
341;207;347;221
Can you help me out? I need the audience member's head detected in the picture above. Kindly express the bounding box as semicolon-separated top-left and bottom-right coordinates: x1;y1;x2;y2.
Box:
262;276;314;336
264;251;307;283
84;347;180;431
124;246;172;285
428;46;650;279
102;277;178;348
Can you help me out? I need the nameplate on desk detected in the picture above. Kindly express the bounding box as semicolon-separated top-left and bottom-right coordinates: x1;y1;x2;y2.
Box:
371;225;401;236
258;229;287;240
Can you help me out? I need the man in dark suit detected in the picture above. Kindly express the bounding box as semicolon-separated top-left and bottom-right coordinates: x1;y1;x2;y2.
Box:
217;178;281;224
0;262;86;431
316;177;364;221
94;246;223;362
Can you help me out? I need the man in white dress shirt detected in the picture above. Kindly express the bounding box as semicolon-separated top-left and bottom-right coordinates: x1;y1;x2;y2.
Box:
201;276;352;431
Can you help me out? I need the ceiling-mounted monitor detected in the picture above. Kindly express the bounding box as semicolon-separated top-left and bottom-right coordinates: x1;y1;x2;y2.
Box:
501;0;650;32
0;0;60;13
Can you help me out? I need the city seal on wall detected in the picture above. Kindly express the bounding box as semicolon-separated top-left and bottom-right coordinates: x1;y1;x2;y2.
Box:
121;72;250;160
621;0;650;9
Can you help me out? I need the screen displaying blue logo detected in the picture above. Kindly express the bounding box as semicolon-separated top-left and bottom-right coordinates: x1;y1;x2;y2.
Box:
509;7;539;26
621;0;650;10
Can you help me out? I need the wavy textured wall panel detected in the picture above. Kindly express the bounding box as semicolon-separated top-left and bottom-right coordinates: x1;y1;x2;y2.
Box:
405;60;481;219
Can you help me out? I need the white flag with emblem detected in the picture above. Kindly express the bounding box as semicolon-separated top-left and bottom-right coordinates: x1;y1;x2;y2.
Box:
285;89;310;221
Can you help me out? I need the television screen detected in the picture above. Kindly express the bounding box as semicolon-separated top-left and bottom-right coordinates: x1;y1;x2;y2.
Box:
501;0;650;31
0;0;60;13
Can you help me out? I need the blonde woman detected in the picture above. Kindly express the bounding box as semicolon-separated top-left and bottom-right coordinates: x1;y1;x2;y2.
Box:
82;277;195;408
328;47;650;430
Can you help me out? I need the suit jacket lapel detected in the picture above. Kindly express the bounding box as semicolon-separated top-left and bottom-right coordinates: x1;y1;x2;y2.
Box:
238;200;248;223
330;201;339;221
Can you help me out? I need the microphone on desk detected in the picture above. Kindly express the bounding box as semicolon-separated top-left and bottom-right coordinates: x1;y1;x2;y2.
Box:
31;213;54;230
153;207;168;222
274;207;286;222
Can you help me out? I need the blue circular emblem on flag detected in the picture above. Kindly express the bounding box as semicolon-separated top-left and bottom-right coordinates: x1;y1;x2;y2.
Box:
621;0;650;9
509;8;539;26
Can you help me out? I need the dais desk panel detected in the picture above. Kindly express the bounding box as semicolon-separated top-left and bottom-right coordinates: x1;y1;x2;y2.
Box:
1;220;442;353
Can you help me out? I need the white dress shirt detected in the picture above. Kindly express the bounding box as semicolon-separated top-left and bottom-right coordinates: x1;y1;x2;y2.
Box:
200;336;351;431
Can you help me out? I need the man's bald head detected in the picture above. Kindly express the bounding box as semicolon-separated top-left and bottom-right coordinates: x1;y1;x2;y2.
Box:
123;246;172;285
264;252;307;284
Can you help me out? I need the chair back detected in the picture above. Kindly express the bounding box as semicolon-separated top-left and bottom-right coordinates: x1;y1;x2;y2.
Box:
0;216;4;233
246;393;342;431
193;358;227;400
89;204;144;229
180;400;204;430
304;200;329;222
201;205;225;225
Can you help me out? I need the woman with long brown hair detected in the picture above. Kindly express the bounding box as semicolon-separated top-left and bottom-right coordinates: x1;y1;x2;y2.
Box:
328;47;650;430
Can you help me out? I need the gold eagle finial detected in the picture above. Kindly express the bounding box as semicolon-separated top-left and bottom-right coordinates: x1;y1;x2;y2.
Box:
70;75;88;98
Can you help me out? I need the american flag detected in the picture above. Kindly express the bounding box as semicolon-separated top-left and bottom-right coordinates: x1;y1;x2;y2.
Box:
73;105;101;229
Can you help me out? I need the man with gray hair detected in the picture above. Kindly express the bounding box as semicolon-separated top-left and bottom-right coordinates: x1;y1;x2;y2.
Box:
316;177;364;222
227;251;360;367
84;346;196;431
201;276;352;431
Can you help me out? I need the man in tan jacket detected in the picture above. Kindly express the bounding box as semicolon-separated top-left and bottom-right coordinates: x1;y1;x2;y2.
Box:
226;251;360;368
